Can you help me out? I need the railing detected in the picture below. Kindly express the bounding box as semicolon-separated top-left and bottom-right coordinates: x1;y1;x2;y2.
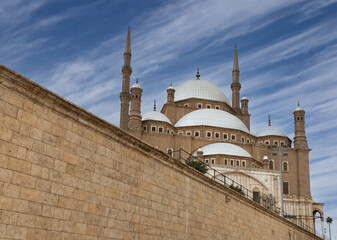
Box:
171;148;327;239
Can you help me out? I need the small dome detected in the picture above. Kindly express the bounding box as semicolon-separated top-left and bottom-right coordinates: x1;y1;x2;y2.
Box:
241;96;249;100
193;143;252;158
174;79;231;105
142;111;172;125
255;125;287;137
294;106;304;111
175;109;249;133
167;86;175;90
132;83;141;88
263;155;269;160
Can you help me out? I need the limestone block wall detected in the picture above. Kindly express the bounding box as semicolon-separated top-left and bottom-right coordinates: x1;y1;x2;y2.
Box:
0;65;320;240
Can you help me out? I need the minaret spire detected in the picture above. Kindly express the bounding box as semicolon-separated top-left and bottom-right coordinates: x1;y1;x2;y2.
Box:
153;100;157;111
268;115;271;126
231;44;241;112
125;25;131;54
233;43;239;71
120;26;133;130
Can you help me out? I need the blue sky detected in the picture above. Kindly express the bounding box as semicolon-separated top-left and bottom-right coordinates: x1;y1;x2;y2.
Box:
1;0;337;237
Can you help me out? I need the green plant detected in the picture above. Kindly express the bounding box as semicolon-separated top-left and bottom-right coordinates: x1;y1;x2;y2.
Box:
186;160;208;174
261;193;277;210
229;183;244;195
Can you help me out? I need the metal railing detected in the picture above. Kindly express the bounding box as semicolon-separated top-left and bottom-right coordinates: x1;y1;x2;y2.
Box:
170;148;327;239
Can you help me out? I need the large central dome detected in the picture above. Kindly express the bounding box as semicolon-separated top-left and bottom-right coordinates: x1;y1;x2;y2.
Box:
174;79;231;105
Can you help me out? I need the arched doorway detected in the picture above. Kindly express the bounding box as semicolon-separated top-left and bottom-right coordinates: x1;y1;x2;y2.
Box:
313;209;324;238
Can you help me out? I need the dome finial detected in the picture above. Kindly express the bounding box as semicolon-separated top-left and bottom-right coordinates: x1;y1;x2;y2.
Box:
268;115;271;126
170;82;172;87
153;100;156;111
136;78;138;84
196;68;200;80
298;101;300;107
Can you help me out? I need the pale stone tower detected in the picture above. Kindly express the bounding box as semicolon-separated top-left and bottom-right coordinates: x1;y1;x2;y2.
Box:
128;78;143;138
293;102;308;149
120;26;132;130
231;44;241;113
241;95;250;130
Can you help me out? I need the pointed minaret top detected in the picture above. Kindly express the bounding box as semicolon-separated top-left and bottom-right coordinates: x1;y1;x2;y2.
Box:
298;101;300;107
125;25;131;54
196;68;200;80
136;78;138;84
268;115;271;126
153;100;157;111
233;44;239;71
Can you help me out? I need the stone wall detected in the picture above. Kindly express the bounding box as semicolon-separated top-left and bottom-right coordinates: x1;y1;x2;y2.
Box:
0;64;320;239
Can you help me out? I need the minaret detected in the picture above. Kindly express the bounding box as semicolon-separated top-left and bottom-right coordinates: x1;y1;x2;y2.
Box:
240;94;250;130
167;83;175;104
128;78;143;138
231;44;241;112
293;102;308;149
120;25;132;130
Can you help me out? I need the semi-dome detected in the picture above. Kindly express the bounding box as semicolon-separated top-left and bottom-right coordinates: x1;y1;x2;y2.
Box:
142;111;172;125
255;125;287;137
193;142;252;158
174;79;231;105
175;109;249;133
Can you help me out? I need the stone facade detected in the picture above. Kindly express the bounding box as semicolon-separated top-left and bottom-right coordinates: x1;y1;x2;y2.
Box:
0;64;322;239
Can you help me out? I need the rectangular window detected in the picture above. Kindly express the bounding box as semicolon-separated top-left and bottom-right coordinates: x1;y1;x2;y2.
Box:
205;159;209;164
206;131;212;138
253;191;260;203
241;137;245;142
215;132;220;138
211;158;215;164
280;141;285;146
242;160;246;167
167;129;170;133
198;103;202;108
224;158;228;165
151;126;156;132
283;182;289;194
272;152;277;156
236;160;240;166
230;159;234;166
194;131;200;137
231;134;236;141
186;131;191;136
247;139;250;143
143;126;147;131
158;127;163;133
223;133;228;139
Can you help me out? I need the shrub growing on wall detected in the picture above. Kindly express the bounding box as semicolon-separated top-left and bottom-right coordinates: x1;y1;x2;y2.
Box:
186;160;208;174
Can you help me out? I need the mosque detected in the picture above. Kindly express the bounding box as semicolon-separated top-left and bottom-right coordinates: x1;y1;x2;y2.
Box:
119;27;324;231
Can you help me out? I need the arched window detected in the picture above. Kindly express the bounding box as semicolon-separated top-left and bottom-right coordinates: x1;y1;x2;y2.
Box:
269;160;274;170
283;162;288;172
